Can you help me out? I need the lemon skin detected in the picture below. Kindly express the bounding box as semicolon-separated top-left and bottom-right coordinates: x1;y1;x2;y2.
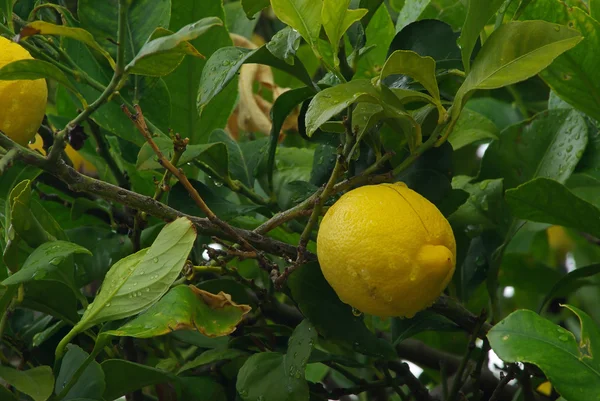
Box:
317;182;456;318
29;134;97;174
0;36;48;146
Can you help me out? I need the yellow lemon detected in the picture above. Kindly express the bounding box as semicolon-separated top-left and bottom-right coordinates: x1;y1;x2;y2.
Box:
317;182;456;318
0;36;48;146
29;134;97;174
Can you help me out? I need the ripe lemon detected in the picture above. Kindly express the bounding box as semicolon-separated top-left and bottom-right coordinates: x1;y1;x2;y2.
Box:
0;36;48;146
317;182;456;318
546;226;574;258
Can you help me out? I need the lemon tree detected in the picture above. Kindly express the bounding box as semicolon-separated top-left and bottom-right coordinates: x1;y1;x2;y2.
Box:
1;1;600;401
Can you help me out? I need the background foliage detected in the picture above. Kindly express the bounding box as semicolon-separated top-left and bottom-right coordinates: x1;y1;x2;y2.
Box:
1;0;600;400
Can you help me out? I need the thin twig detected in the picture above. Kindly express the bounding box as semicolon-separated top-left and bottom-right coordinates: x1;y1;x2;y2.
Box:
489;370;516;401
471;339;491;401
87;119;130;189
448;310;487;401
388;361;435;401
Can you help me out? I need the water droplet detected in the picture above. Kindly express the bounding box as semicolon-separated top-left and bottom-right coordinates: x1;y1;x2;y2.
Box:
559;335;569;341
562;73;572;81
132;282;138;286
137;291;142;296
566;145;574;152
554;25;561;31
105;302;111;307
502;335;510;341
351;307;362;317
294;371;301;379
475;256;486;267
479;181;488;190
49;257;62;266
153;257;159;263
576;150;584;158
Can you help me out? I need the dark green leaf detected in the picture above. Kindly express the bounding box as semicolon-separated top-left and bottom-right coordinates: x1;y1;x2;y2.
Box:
236;320;317;401
288;262;396;359
102;360;172;401
395;0;431;32
521;5;600;122
126;18;223;76
488;309;600;401
266;26;302;65
465;98;523;131
268;86;316;190
359;0;384;28
198;45;314;114
208;130;256;187
458;0;505;73
538;264;600;313
452;21;582;121
241;0;269;18
506;178;600;238
449;177;508;231
104;285;251;338
392;311;458;345
78;0;170;63
56;345;105;400
3;241;90;286
447;108;499;150
164;0;234;144
0;366;53;401
22;280;80;324
178;348;247;374
180;377;227;401
480;109;588;189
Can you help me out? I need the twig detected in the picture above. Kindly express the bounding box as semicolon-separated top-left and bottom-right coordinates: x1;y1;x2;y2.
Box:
448;310;487;401
431;295;493;337
489;370;516;401
123;105;276;273
87;119;130;189
384;366;409;401
46;0;129;164
471;339;491;401
388;361;435;401
0;148;19;174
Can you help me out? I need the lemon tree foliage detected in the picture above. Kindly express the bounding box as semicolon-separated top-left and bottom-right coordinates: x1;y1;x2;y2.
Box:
2;0;600;400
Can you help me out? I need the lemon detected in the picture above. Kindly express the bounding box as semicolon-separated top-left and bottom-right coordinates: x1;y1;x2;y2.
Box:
317;182;456;318
0;36;48;146
546;226;574;257
29;134;97;174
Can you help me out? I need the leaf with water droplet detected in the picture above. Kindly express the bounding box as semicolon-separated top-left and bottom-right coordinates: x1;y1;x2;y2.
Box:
3;241;91;287
65;218;197;337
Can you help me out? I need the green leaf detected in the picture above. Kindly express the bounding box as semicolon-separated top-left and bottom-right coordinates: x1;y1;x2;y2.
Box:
266;26;302;65
178;348;247;374
72;218;197;332
355;3;395;79
1;0;12;32
379;50;443;114
480;109;588;189
395;0;431;32
3;241;91;286
78;0;171;64
268;86;316;190
449;177;507;231
288;262;396;359
104;285;251;338
197;46;314;114
101;360;172;401
538;264;600;313
270;0;321;50
321;0;368;66
452;21;582;121
506;178;600;238
241;0;270;18
22;281;80;324
391;310;458;345
488;309;600;401
236;320;317;401
126;17;223;76
447;108;499;150
164;0;234;144
0;59;86;107
18;21;115;69
592;0;600;20
458;0;505;74
359;0;383;28
208;130;257;188
420;0;468;30
0;366;54;401
56;345;105;400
